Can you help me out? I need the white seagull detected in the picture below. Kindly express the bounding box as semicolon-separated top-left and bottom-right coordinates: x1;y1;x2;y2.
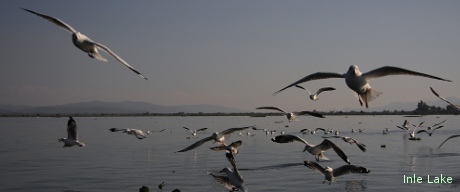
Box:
256;106;324;122
323;135;366;152
209;147;247;192
58;116;85;147
109;128;165;139
182;127;208;136
271;134;350;164
438;135;460;149
294;85;336;101
303;160;370;185
177;126;253;152
430;87;460;111
273;65;451;108
21;8;148;80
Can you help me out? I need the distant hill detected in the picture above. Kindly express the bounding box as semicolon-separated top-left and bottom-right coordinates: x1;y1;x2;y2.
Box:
0;101;246;115
339;97;460;112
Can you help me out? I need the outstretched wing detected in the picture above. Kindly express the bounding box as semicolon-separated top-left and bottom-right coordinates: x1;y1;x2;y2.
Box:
109;128;128;132
363;66;451;82
273;72;344;95
316;87;336;96
271;134;308;145
21;8;77;33
430;87;460;110
196;128;208;132
220;126;253;135
67;117;78;140
303;160;326;176
438;135;460;149
209;173;234;190
93;42;148;80
256;106;286;113
296;111;325;118
333;165;370;177
177;136;213;152
294;84;312;95
317;139;350;164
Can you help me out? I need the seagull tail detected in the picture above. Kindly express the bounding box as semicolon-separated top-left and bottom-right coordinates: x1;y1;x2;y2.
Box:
89;51;108;62
77;141;85;147
360;88;382;108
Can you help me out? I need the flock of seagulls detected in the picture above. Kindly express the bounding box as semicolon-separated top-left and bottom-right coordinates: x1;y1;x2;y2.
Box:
22;6;459;191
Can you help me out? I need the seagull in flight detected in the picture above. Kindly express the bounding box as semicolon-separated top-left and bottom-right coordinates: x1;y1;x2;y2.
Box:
182;127;207;136
438;135;460;149
109;128;165;139
417;126;444;136
209;146;247;192
210;140;243;155
273;65;451;108
177;126;253;152
21;8;148;80
256;106;324;122
294;85;336;101
430;87;460;111
303;160;370;185
322;135;366;152
58;116;85;147
271;134;350;164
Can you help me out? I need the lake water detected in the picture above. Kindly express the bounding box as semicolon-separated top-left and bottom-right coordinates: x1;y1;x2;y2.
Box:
1;115;459;192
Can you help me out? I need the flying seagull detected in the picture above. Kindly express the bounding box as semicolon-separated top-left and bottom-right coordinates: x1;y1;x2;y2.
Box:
417;126;444;136
209;147;247;192
322;136;366;152
109;128;165;139
438;135;460;149
303;160;370;185
21;8;148;80
177;126;253;152
396;119;410;131
210;140;243;155
271;134;350;164
256;106;324;122
58;116;85;147
182;127;208;136
424;119;447;130
430;87;460;111
273;65;451;108
294;85;336;101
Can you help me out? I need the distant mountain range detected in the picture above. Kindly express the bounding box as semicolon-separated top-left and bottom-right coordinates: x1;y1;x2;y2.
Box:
340;96;460;112
0;101;246;115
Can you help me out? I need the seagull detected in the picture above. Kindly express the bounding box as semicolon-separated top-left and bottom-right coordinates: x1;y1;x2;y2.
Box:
311;128;328;135
303;160;370;185
396;119;410;131
425;119;447;130
438;135;460;149
382;128;390;134
210;140;243;155
273;65;451;108
58;116;85;147
271;134;350;164
417;126;444;136
109;128;164;139
407;122;424;139
209;149;247;192
177;126;253;152
256;106;324;122
323;136;366;152
430;87;460;111
300;129;310;134
182;127;208;136
294;85;336;101
21;8;148;80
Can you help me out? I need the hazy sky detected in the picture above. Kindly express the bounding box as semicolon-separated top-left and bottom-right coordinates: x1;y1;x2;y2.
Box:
1;0;459;112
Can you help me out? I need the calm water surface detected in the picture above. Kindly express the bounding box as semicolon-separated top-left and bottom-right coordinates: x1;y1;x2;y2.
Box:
1;115;459;192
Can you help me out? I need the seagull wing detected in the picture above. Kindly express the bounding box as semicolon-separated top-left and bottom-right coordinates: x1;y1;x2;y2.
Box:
133;129;147;139
21;8;77;34
93;42;148;80
430;87;460;110
196;128;208;132
432;119;447;127
220;126;253;135
300;129;309;133
229;140;243;149
316;139;350;164
271;134;309;145
363;66;452;82
294;84;312;95
350;138;367;152
333;165;370;177
109;128;128;132
67;117;78;140
296;111;325;118
209;173;234;190
182;127;193;133
438;135;460;149
416;130;430;135
316;87;336;96
303;160;326;175
314;128;327;132
177;136;214;152
273;72;344;95
256;106;286;113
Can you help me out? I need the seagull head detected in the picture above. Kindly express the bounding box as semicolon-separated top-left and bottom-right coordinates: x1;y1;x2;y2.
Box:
348;65;362;76
325;166;333;172
58;138;66;142
219;167;232;173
